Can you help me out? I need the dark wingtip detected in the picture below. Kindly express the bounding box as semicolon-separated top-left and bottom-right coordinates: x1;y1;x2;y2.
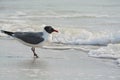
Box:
0;30;14;36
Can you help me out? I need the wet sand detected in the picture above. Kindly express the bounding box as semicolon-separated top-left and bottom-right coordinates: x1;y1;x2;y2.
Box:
0;39;120;80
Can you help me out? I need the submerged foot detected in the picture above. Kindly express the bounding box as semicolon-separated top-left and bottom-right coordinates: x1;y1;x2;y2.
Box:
34;53;39;58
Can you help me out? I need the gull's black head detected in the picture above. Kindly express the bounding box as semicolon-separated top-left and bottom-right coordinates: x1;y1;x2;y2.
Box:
44;26;58;34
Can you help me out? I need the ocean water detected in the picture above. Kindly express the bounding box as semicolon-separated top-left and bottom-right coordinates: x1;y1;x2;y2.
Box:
0;0;120;64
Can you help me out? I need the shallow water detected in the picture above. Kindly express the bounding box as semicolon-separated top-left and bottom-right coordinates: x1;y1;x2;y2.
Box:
0;39;120;80
0;0;120;65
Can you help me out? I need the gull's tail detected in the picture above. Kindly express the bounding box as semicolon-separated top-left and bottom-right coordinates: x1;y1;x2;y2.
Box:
1;30;14;36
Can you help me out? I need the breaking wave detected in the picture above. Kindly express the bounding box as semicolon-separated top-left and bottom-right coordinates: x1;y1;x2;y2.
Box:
53;28;120;46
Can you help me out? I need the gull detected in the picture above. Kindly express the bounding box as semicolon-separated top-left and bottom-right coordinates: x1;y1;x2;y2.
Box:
1;26;58;58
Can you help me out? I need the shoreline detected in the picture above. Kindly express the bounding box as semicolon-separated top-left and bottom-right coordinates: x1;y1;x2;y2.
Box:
0;39;120;80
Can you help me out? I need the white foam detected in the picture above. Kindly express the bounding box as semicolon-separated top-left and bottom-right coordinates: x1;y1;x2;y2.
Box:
52;29;120;46
52;28;92;44
88;44;120;59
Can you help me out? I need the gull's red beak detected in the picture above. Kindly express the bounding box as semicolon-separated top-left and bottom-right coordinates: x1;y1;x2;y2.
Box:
53;29;59;33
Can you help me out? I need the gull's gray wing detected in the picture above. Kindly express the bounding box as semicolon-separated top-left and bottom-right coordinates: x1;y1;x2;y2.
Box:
14;32;44;44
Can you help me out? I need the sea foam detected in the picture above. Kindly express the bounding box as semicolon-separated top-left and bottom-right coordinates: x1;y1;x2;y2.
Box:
53;29;120;46
88;44;120;65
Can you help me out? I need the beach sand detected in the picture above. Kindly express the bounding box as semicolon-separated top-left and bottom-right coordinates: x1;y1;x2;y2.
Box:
0;39;120;80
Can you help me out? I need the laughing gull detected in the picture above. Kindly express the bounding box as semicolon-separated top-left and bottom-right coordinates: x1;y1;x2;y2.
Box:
1;26;58;58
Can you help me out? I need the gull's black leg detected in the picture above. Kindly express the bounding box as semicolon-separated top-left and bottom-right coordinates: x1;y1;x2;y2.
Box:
31;47;39;58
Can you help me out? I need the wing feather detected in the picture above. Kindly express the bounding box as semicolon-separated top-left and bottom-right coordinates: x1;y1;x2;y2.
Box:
14;32;44;44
